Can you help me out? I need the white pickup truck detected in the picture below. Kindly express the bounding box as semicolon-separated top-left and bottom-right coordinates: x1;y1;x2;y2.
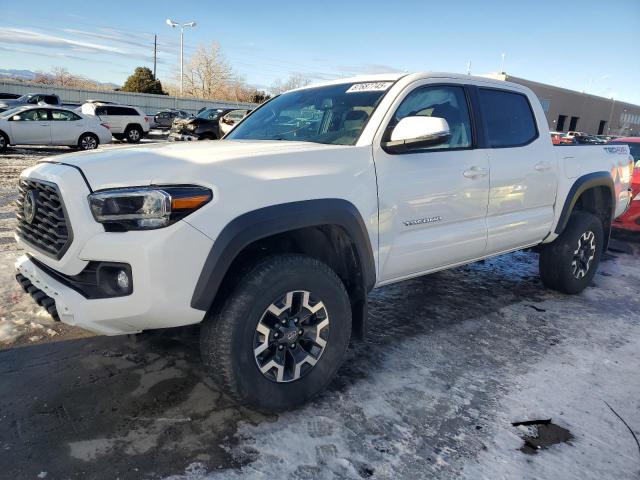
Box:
14;73;634;411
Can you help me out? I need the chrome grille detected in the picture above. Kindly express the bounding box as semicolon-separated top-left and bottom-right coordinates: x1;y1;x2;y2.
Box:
15;179;72;259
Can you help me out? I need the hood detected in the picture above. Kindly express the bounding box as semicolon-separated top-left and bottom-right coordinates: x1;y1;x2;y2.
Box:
43;140;345;191
0;99;22;109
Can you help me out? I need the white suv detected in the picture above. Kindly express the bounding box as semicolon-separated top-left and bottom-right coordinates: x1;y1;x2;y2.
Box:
81;102;150;143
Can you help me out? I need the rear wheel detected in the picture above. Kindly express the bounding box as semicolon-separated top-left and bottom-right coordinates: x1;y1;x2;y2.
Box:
539;211;603;294
125;126;142;143
200;254;352;411
78;133;99;150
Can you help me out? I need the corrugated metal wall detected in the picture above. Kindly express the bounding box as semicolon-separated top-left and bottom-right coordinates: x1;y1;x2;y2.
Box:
0;80;256;115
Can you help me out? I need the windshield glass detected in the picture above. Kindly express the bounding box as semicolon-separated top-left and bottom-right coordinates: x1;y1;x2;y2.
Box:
196;108;222;120
16;94;33;102
226;81;394;145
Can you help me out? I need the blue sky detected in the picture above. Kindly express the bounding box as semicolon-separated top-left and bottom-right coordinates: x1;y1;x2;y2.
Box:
0;0;638;102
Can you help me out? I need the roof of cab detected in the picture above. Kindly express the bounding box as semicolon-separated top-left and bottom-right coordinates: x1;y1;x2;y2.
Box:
289;71;528;93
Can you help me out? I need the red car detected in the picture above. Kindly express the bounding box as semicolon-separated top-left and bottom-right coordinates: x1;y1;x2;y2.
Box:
611;137;640;232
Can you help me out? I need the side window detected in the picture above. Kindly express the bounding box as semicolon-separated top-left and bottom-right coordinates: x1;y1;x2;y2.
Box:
95;106;107;116
478;89;537;147
43;95;58;105
123;108;139;116
14;109;48;121
26;95;40;104
387;85;473;149
51;110;81;121
107;107;123;115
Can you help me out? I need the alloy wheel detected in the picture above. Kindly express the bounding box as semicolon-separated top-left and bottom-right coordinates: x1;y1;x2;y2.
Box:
571;230;596;279
80;135;97;150
129;129;140;141
253;290;330;383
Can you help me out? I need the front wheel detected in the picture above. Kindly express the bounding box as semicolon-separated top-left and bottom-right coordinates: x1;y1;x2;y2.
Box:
0;132;8;152
200;254;352;411
539;211;604;294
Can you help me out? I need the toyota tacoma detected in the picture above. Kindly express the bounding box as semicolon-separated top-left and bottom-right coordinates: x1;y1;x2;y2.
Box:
14;73;634;411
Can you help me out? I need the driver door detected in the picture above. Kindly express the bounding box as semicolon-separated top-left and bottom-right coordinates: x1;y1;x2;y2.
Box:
9;108;52;145
373;82;490;283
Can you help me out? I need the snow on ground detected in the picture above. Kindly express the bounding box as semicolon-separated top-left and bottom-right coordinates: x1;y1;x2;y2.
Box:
1;142;639;479
0;138;166;347
163;247;640;480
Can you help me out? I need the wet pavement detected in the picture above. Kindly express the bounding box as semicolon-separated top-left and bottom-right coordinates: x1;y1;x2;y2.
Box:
1;147;639;479
1;240;639;479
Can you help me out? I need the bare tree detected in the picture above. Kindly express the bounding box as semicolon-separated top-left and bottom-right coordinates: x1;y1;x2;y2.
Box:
270;74;312;94
181;42;237;99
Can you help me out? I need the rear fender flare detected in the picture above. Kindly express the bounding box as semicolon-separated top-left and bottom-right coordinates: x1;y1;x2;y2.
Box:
554;171;615;235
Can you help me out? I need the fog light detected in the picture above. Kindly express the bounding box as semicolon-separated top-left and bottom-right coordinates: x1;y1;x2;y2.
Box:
116;270;130;291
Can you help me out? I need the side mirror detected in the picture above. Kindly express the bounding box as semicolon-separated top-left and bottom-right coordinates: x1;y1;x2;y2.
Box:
383;116;451;153
11;115;21;121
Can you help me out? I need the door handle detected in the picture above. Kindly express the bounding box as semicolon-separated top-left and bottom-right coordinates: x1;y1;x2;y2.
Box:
534;161;552;171
463;166;489;178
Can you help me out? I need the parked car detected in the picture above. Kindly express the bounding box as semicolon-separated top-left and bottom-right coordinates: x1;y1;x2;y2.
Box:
81;101;150;143
0;93;21;100
610;137;640;232
153;109;192;129
169;108;250;141
0;105;111;152
14;73;634;411
550;132;575;145
0;93;62;112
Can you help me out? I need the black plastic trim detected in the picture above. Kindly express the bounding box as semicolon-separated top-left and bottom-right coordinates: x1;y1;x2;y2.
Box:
16;273;60;321
16;178;74;260
190;199;376;311
29;256;133;299
554;171;615;235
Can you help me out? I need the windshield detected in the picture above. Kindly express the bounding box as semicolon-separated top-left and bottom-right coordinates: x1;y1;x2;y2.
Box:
196;108;223;120
226;81;394;145
16;94;33;102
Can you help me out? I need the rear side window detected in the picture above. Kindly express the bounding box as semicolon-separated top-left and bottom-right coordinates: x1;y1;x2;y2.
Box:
107;106;139;116
479;89;537;147
43;95;58;104
51;110;81;121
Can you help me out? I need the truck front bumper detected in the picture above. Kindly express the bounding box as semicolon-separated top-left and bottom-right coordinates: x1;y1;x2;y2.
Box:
15;220;214;336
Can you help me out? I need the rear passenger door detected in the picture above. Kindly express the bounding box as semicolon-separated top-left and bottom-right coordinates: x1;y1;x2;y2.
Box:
50;109;83;145
477;88;557;253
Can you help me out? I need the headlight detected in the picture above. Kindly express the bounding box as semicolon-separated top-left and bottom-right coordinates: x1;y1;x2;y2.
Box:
88;186;212;231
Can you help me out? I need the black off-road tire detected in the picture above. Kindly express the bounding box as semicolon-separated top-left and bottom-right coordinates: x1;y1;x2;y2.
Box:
539;211;604;294
200;254;352;412
125;126;142;143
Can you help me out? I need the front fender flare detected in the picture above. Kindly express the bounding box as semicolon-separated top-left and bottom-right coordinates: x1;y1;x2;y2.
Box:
190;199;376;312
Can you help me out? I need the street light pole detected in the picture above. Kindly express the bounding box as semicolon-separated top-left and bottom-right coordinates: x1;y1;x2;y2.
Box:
166;18;196;96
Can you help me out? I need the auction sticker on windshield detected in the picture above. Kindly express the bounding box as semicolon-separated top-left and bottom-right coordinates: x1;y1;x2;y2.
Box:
346;82;393;93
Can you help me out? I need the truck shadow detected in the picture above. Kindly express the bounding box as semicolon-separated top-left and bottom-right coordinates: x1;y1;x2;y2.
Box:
0;246;627;479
